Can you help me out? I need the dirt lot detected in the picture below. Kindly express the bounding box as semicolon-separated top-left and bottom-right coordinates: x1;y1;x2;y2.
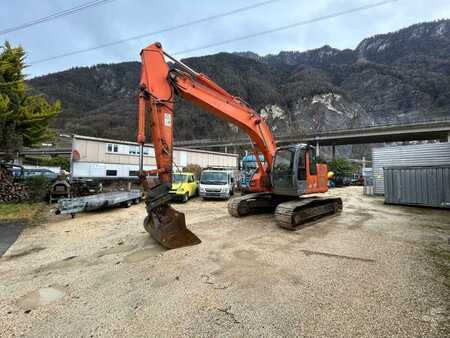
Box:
1;187;449;337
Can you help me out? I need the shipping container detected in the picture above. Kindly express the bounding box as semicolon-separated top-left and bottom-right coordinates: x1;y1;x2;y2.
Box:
384;166;450;208
372;143;450;195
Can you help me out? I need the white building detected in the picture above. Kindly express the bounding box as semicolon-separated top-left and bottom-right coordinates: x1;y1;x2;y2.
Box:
70;135;238;178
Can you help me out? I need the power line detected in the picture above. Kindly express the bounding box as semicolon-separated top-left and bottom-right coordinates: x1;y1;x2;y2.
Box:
0;0;119;36
173;0;400;55
28;0;282;65
29;0;399;67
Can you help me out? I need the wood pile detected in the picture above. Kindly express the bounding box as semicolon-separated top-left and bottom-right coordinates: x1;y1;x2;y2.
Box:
0;166;28;203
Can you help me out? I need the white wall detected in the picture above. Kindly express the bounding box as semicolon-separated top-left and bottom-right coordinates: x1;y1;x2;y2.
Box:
72;162;156;178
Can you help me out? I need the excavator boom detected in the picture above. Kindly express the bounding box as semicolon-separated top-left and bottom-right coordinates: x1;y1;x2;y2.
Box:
137;43;276;249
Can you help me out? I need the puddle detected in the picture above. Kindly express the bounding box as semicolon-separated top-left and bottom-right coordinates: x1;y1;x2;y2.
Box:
17;287;65;309
124;246;164;263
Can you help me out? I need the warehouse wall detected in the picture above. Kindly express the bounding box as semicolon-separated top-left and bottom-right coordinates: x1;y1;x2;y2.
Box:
372;143;450;195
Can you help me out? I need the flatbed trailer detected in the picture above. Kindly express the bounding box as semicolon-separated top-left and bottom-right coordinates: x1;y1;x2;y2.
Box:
55;190;142;217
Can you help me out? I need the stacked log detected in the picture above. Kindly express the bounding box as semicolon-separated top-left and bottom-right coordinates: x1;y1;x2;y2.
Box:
0;166;29;203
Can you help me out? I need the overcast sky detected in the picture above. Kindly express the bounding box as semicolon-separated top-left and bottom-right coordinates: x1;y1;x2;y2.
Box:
1;0;449;78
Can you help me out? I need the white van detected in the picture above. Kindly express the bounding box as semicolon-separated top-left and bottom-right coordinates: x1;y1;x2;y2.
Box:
199;169;235;200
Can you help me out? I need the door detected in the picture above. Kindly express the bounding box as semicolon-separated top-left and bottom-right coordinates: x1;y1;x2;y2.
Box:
272;147;297;196
187;174;197;196
296;148;307;196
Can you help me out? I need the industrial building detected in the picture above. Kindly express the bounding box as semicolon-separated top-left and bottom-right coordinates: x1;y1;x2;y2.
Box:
70;135;238;178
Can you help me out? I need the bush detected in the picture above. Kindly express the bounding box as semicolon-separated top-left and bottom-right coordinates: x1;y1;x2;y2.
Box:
183;164;202;179
328;158;353;178
25;175;50;202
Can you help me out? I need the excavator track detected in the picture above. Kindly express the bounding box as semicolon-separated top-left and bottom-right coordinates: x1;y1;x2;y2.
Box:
228;192;286;217
275;197;342;230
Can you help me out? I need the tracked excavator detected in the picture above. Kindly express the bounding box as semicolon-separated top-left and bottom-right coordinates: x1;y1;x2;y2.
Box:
137;42;342;249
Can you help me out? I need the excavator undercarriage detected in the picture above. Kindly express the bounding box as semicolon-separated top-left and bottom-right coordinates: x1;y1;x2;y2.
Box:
228;193;342;230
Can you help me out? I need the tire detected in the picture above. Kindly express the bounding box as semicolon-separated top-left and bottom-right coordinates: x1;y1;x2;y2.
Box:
182;192;189;203
132;198;139;205
123;200;132;208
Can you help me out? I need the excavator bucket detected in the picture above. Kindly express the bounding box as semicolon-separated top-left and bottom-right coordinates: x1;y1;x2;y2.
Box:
141;181;201;249
144;204;201;249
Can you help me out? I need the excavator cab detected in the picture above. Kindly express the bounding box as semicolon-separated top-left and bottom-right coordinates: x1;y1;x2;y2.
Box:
272;144;314;197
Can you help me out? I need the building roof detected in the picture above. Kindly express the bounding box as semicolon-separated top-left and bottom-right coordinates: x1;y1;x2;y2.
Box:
71;134;238;157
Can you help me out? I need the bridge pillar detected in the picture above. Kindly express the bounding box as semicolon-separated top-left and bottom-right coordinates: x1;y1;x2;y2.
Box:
315;142;320;157
224;146;228;153
448;132;450;142
332;144;336;160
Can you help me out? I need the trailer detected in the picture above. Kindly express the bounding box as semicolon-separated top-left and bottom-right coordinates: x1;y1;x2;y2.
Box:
55;189;142;217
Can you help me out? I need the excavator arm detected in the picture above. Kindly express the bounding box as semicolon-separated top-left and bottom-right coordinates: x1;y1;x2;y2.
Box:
137;42;277;249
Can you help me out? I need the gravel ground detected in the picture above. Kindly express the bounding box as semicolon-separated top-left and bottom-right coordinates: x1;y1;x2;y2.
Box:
0;187;449;337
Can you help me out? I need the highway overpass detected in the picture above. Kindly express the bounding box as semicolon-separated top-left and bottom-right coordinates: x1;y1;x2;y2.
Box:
174;120;450;153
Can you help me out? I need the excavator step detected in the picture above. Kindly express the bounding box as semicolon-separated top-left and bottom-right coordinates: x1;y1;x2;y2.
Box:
275;197;342;230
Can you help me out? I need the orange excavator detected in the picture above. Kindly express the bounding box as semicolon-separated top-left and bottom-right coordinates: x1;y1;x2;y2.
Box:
137;42;342;249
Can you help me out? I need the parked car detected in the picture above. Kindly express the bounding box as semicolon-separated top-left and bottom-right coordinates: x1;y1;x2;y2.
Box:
23;168;58;182
169;172;198;202
199;169;235;200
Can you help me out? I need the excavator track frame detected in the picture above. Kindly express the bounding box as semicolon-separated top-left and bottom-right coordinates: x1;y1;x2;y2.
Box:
227;194;342;230
275;197;343;230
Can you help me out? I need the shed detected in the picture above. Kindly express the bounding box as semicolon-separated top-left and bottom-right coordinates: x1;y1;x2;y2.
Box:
372;143;450;195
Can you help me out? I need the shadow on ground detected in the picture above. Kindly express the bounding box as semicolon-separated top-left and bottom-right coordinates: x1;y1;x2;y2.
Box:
0;220;26;256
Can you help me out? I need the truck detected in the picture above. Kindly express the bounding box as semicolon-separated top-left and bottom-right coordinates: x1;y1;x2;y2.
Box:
239;154;266;193
199;168;235;200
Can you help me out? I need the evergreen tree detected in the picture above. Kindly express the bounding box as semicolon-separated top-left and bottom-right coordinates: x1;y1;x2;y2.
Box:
0;42;60;159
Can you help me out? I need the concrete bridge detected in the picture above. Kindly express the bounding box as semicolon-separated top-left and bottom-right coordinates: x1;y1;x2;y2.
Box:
174;120;450;156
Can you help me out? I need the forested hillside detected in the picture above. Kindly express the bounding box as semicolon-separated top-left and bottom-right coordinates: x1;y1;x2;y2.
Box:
28;19;450;142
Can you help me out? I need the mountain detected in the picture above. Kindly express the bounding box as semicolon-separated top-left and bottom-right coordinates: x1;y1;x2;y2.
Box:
28;20;450;146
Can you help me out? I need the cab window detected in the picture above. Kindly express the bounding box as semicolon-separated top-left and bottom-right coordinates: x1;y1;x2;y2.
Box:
274;149;294;173
309;149;317;175
297;150;307;180
188;175;194;183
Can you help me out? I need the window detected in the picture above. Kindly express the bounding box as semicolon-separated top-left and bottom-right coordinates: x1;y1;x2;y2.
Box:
106;170;117;176
188;175;194;183
200;171;228;185
129;170;139;177
309;149;317;175
129;146;139;155
107;143;119;153
298;150;307;180
273;149;294;173
173;174;188;183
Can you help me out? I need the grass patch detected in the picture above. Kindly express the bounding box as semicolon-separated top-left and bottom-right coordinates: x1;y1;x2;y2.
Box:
0;203;47;225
